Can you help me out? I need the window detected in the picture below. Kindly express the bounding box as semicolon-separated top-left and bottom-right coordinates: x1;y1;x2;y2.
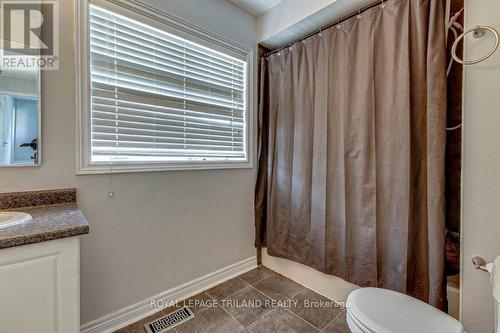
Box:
77;0;253;174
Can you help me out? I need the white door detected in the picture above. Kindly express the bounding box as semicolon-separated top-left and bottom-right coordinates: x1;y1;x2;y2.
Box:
0;95;14;164
461;1;500;332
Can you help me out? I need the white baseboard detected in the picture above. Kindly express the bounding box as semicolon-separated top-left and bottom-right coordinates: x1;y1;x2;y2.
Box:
81;256;257;333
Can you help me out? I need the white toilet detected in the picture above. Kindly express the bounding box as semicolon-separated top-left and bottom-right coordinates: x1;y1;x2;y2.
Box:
346;256;500;333
346;288;464;333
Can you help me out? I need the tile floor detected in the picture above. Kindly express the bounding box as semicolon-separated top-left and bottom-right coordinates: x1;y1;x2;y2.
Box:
114;266;349;333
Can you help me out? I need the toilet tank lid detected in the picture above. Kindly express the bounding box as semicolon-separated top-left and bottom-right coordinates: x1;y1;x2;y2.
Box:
347;288;464;333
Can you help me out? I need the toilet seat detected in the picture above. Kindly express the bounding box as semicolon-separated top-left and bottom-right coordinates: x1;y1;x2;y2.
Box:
346;288;465;333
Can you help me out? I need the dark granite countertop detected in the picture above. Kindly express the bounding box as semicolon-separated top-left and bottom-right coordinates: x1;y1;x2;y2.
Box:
0;189;89;249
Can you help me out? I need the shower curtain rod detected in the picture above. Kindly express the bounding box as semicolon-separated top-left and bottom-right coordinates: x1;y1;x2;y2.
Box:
263;0;386;58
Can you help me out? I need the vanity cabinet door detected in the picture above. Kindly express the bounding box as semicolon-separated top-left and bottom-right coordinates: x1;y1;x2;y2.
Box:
0;237;80;333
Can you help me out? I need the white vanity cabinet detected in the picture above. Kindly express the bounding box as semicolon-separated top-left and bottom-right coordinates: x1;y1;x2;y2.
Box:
0;237;80;333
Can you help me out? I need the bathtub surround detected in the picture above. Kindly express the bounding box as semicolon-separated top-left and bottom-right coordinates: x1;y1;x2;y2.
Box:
255;0;447;309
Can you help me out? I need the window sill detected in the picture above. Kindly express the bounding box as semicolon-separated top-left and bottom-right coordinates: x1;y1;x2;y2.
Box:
76;161;254;175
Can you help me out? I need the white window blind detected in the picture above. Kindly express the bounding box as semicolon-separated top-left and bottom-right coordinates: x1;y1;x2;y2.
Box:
88;5;247;164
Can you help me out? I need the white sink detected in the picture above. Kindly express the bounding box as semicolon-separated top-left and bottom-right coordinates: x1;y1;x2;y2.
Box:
0;212;32;230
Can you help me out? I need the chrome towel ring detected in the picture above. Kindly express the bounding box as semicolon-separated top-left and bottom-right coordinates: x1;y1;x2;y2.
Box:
452;25;499;65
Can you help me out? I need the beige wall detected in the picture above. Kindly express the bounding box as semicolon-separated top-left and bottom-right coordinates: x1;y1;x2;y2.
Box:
0;0;257;325
461;0;500;332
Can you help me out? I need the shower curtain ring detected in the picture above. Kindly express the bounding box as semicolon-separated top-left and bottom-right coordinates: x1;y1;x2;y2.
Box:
357;8;363;19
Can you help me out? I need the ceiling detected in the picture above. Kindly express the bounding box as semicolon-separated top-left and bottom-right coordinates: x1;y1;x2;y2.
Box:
260;0;375;48
229;0;283;16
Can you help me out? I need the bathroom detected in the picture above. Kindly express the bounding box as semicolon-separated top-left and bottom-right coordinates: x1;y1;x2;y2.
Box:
0;0;499;332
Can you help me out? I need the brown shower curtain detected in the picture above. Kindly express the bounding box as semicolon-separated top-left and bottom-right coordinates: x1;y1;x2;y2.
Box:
255;0;447;309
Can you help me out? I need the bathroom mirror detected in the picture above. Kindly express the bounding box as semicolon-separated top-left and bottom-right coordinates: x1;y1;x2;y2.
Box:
0;54;41;166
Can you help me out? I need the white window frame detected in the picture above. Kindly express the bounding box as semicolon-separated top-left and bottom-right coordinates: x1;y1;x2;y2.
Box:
75;0;254;174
